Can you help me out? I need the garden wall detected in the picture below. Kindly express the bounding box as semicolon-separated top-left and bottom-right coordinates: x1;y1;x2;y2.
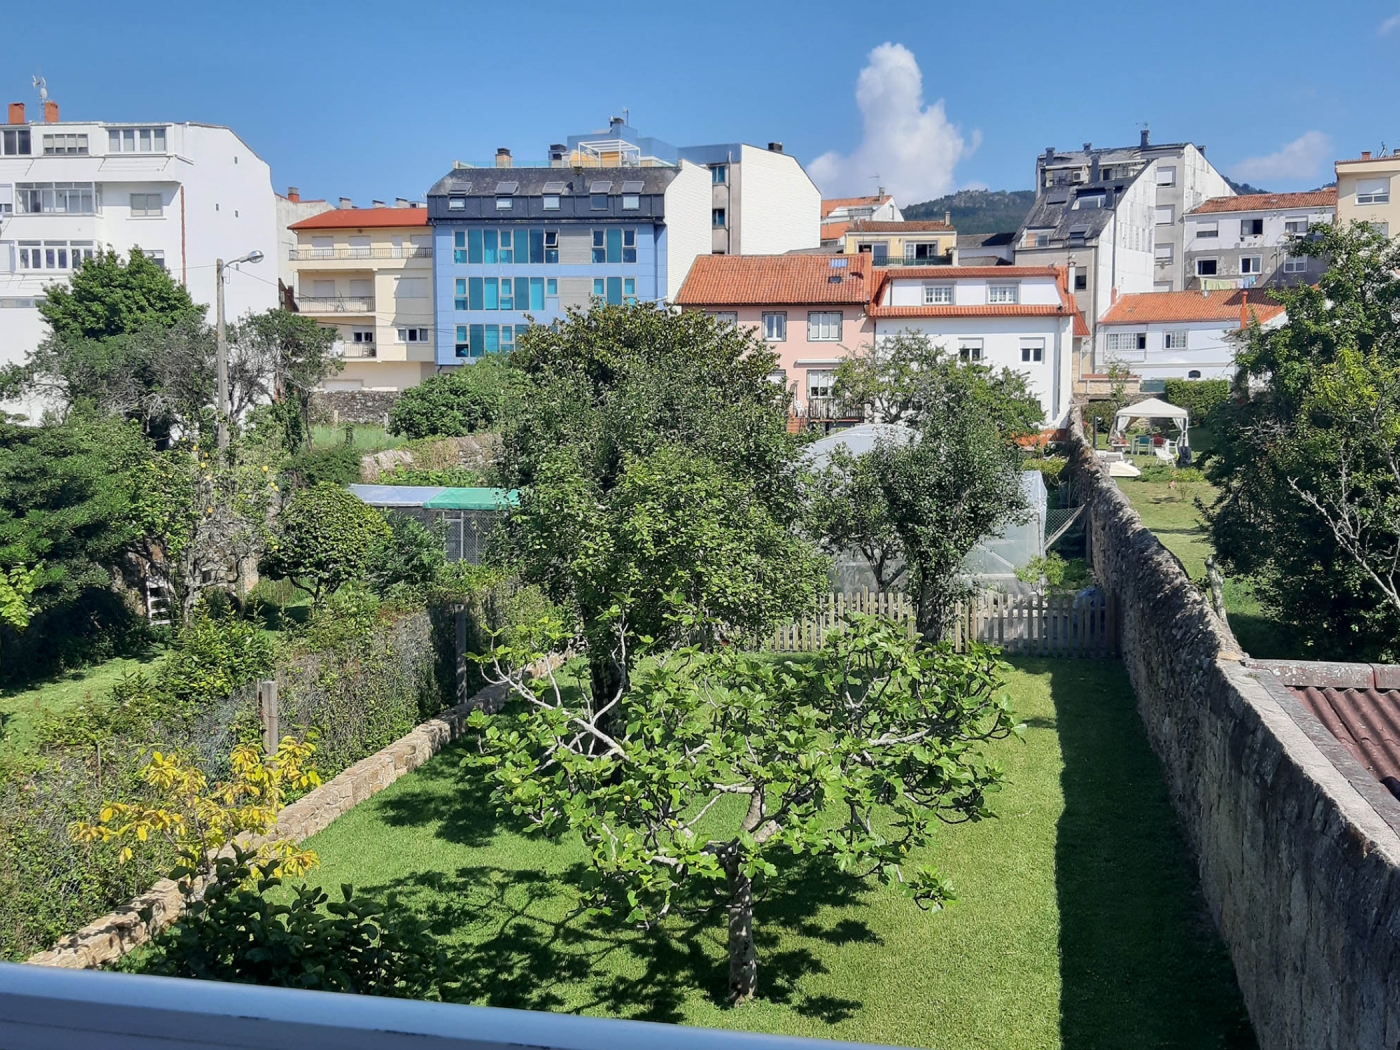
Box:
1064;417;1400;1049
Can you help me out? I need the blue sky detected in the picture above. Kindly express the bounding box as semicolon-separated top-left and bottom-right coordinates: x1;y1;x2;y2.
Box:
8;0;1400;208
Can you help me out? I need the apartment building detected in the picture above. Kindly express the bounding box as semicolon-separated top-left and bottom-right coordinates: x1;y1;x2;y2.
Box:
1096;289;1285;383
821;193;901;244
427;161;711;364
1335;151;1399;240
1182;190;1335;290
674;253;874;428
0;99;277;413
287;203;435;392
841;219;957;267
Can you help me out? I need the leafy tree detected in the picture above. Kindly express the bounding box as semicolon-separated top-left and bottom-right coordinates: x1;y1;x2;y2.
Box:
1206;222;1400;656
0;565;39;632
499;304;820;700
364;512;446;598
38;248;202;342
1162;378;1231;429
387;354;520;439
471;614;1019;1003
259;484;391;604
229;310;341;451
808;446;906;591
833;332;1044;433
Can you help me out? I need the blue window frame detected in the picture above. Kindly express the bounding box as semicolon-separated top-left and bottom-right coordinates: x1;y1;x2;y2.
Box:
469;324;484;357
500;280;513;310
606;228;622;263
454;230;467;264
467;228;483;264
515;277;529;311
530;277;544;311
483;229;497;264
484;278;498;310
468;277;484;311
454;278;467;311
501;325;515;352
516;324;528;344
712;165;728;184
455;325;469;357
593;278;605;299
592;230;605;263
529;228;544;264
546;278;557;296
500;230;513;263
606;276;622;305
624;277;636;305
484;325;500;354
623;228;637;263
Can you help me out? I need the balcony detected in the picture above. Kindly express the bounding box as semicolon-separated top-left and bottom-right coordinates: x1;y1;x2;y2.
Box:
289;246;431;261
333;340;377;359
297;296;374;314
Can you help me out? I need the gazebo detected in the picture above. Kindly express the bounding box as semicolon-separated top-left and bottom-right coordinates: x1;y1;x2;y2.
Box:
1111;397;1191;460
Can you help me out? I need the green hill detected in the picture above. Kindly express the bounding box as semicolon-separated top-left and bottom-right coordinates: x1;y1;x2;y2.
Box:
903;189;1037;234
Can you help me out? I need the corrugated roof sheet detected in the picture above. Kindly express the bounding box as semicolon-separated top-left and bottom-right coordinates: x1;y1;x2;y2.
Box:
1292;686;1400;800
675;253;873;306
821;194;892;218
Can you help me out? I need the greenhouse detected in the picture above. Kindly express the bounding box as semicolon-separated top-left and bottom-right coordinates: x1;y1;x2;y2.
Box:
347;486;518;564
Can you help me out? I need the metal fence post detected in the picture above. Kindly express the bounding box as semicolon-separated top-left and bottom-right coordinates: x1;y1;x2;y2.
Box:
257;679;279;755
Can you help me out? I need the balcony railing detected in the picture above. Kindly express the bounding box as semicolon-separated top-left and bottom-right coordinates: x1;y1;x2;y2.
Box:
289;246;431;261
297;296;374;314
333;340;377;359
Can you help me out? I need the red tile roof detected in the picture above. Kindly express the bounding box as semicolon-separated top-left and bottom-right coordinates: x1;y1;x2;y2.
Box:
870;265;1081;320
1099;289;1285;326
821;194;892;218
1074;311;1091;337
848;220;954;234
675;253;874;306
1187;189;1336;216
820;221;852;242
290;207;430;231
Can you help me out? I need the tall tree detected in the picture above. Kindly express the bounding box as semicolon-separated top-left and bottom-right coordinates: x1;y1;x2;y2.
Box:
228;310;341;451
38;248;202;342
1206;222;1400;657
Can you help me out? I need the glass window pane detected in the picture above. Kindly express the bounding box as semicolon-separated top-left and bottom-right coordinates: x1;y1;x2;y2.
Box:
530;277;544;311
594;279;605;297
468;277;484;311
607;277;622;305
500;280;513;309
606;228;622;263
546;278;557;295
108;130;120;152
455;230;466;248
484;325;499;354
153;128;165;151
501;326;515;351
529;229;544;264
484;278;498;310
139;129;151;150
123;129;135;150
468;228;483;264
469;325;484;357
483;229;497;264
516;324;528;344
515;278;529;310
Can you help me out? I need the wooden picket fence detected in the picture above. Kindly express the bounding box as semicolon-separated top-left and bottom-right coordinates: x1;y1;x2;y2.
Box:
767;589;1117;659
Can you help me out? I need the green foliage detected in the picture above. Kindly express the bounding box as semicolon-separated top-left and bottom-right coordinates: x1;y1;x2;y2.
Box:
259;484;392;604
157;606;276;711
808;446;906;591
0;565;39;632
1014;554;1091;592
375;465;484;487
1206;221;1400;657
1020;457;1067;497
902;189;1036;235
1134;463;1206;483
229;311;342;452
1081;400;1118;436
129;846;453;997
1162;379;1230;428
470;614;1019;1001
365;513;446;599
387;355;519;439
38;248;202;342
284;444;363;489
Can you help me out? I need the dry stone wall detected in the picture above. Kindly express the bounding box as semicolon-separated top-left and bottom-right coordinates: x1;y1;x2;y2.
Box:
1065;417;1400;1049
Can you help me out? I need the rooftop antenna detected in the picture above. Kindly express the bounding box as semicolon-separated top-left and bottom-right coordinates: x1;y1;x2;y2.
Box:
32;75;47;104
621;107;629;127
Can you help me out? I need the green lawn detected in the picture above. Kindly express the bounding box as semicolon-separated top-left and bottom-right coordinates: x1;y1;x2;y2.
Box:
0;653;163;757
290;660;1254;1049
310;423;404;452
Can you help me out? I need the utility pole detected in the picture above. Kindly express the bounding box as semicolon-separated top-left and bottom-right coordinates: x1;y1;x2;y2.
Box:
215;258;228;449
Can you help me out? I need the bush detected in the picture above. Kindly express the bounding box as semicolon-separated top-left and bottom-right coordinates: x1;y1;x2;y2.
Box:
259;484;392;604
1135;463;1206;483
1162;379;1230;428
375;465;484;488
283;444;362;489
387;356;519;440
1021;457;1067;495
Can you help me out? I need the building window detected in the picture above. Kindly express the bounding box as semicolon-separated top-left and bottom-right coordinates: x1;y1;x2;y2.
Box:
1195;222;1218;239
712;208;727;227
1282;256;1307;273
590;193;608;210
923;284;953;305
807;370;835;400
107;127;166;153
958;339;983;363
142;249;166;269
1074;192;1105;210
1357;179;1391;205
622;228;636;263
1284;219;1309;236
1107;332;1148;352
397;327;430;343
1035;231;1051;247
129;192;162;217
807;311;842;341
2;128;30;155
987;284;1019;304
1196;258;1219;276
42;133;87;155
903;241;944;264
1187;370;1202;379
351;329;374;344
712;165;728;184
1240;218;1263;236
623;277;636;305
448;196;466;211
495;196;513;210
1154;244;1174;262
1074;273;1088;291
543;194;560;211
1155;205;1174;226
15;182;97;215
1020;339;1044;363
1156;165;1177;186
762;311;787;341
622;194;639;211
1240;256;1263;275
591;230;606;263
710;310;738;326
1164;331;1188;350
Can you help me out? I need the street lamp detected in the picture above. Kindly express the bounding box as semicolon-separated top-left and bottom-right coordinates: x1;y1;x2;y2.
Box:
215;250;265;449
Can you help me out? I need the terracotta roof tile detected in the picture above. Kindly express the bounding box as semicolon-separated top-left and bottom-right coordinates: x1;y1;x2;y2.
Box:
675;253;874;306
848;220;954;233
821;194;892;218
820;220;852;242
290;207;430;231
1099;289;1285;326
1187;189;1337;216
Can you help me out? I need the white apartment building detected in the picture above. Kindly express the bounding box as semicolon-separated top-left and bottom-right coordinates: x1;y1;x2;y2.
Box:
1096;289;1285;383
868;266;1081;426
1182;190;1335;290
0;99;277;416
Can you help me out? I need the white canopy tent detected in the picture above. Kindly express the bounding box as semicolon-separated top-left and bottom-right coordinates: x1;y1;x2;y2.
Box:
1113;397;1189;436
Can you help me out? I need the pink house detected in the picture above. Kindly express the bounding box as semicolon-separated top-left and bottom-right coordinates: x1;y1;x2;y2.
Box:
674;253;875;428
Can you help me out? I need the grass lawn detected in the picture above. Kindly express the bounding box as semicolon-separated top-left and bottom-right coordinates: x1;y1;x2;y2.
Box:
290;659;1254;1049
0;652;163;757
310;423;404;453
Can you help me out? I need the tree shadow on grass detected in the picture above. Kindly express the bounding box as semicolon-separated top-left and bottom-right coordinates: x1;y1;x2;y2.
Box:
1046;660;1257;1050
368;739;506;849
361;845;876;1023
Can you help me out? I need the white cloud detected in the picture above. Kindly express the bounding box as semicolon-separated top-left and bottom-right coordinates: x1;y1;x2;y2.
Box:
1228;131;1334;184
809;43;978;206
1380;10;1400;34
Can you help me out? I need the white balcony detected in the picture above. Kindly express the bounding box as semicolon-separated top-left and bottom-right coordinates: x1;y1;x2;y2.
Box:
289;246;431;261
298;296;374;314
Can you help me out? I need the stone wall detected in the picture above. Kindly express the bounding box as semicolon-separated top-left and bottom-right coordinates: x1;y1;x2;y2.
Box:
313;389;399;427
1065;416;1400;1049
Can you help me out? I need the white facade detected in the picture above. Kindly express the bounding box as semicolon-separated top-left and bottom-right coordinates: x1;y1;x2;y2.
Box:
1183;197;1335;288
0;112;277;416
275;190;335;291
662;160;714;301
870;269;1077;426
1093;164;1157;321
1098;320;1245;381
734;144;822;255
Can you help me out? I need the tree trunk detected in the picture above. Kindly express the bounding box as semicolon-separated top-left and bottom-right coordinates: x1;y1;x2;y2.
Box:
725;856;758;1003
588;652;627;737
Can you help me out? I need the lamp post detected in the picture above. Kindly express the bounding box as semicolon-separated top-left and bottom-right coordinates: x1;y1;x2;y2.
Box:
215;250;265;449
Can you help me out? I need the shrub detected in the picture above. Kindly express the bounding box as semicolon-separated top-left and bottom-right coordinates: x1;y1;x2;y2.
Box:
387;356;519;439
159;606;277;710
1162;379;1230;428
1021;456;1067;495
259;484;392;604
375;465;484;487
283;444;362;489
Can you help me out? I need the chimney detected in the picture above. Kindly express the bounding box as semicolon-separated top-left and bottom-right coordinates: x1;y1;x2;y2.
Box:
1090;156;1100;182
43;100;59;124
7;102;23;125
394;197;409;208
339;197;353;209
945;210;951;226
1083;142;1093;152
495;147;512;168
371;199;385;208
1111;286;1118;304
286;186;300;202
1362;151;1373;160
548;143;567;166
768;141;784;153
1240;295;1249;329
1140;128;1150;148
1045;146;1055;161
609;116;625;133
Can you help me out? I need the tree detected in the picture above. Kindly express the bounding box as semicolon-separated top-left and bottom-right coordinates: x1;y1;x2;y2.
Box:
229;310;341;451
259;484;391;604
499;304;820;701
808;446;907;592
387;354;519;440
1206;222;1400;657
470;614;1019;1003
39;248;202;342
